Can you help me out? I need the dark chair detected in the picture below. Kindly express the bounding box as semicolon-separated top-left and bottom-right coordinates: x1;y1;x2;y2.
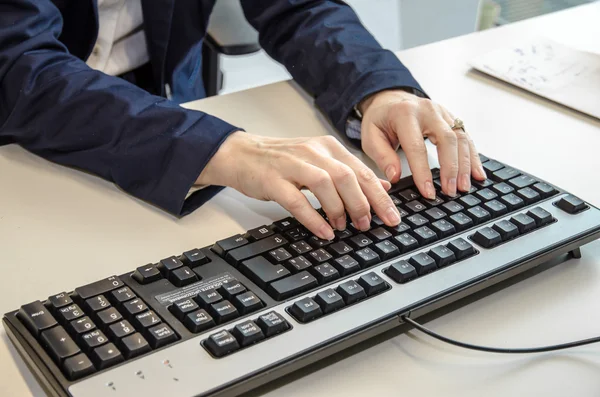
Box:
202;0;261;96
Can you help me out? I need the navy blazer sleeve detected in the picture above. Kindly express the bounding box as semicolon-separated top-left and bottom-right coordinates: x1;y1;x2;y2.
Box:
0;0;240;216
241;0;427;134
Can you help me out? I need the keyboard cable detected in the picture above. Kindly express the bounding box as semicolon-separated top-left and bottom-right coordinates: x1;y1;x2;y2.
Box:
401;316;600;353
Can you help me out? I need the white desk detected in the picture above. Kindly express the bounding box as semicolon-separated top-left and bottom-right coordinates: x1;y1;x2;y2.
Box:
2;3;600;396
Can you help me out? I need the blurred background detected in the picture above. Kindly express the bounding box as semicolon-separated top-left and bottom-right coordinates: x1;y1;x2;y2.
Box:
211;0;596;95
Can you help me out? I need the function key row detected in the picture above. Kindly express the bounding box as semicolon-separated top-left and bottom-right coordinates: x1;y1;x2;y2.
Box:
287;272;390;323
203;311;291;358
132;248;211;286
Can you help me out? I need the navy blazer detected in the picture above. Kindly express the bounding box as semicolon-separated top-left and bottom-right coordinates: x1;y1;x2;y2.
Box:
0;0;424;216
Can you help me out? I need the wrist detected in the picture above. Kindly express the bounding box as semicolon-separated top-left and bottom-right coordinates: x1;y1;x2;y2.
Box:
195;130;242;186
357;88;419;116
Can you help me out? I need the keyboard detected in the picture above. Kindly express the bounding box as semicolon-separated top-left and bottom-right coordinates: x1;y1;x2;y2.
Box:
4;154;600;397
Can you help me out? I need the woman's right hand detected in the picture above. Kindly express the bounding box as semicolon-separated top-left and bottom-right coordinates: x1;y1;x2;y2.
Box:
196;131;402;240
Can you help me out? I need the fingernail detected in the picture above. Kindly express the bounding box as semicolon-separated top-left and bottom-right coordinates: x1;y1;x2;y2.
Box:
334;216;346;231
424;181;436;200
385;165;396;181
459;174;471;191
447;177;457;197
480;166;487;179
319;224;335;241
357;215;371;231
386;206;401;225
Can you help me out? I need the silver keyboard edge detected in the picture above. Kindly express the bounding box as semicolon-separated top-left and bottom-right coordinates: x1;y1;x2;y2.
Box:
69;194;600;397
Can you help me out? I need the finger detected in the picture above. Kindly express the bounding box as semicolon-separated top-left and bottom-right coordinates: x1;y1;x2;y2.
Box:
269;181;334;240
291;163;347;232
444;110;487;181
380;179;392;191
439;111;470;192
361;123;403;184
425;112;460;197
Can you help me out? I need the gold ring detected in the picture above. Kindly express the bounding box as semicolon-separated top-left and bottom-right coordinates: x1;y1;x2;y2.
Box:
450;118;465;131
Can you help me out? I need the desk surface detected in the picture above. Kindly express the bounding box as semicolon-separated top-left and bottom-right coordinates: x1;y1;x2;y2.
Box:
2;3;600;396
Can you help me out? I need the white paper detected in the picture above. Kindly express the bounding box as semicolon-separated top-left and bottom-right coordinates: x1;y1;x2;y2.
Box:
470;37;600;119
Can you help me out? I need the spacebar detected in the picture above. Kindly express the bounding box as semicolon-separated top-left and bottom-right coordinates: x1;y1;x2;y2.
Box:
267;271;319;301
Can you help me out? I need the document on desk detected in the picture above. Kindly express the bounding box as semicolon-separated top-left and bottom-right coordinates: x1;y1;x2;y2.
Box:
470;37;600;119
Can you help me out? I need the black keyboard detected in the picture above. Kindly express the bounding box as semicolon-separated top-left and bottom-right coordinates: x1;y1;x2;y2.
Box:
4;155;600;397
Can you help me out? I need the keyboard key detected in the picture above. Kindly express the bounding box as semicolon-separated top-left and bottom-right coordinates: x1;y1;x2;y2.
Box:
374;240;400;260
308;248;333;264
308;235;333;248
184;309;215;333
268;247;293;263
233;291;264;314
134;310;161;329
472;178;493;189
385;261;418;283
256;311;290;337
84;295;110;313
169;299;199;321
119;333;151;359
157;257;184;277
413;226;438;245
492;182;514;195
431;219;456;238
17;301;58;337
467;206;491;225
447;238;476;260
388;222;411;235
245;225;275;241
474;188;498;201
354;248;381;267
368;227;393;242
449;212;473;231
500;193;524;211
492;167;520;181
212;234;249;256
108;320;135;339
332;255;361;276
405;200;427;213
391;196;403;206
285;255;312;273
268;271;319;301
483;200;508;217
231;321;265;347
312;263;341;283
218;280;247;299
349;234;373;249
273;217;298;231
58;304;84;323
471;227;502;248
516;187;541;205
169;266;199;287
511;213;536;233
289;297;323;323
285;227;311;242
240;256;290;288
509;175;536;189
394;233;419;253
479;154;489;163
81;330;108;352
493;220;519;240
336;280;367;304
63;353;95;380
205;330;240;357
428;245;456;267
328;241;354;257
96;307;122;327
69;316;96;335
556;195;587;214
227;235;288;266
423;196;445;207
483;160;504;173
41;326;80;363
443;201;464;214
409;253;437;275
181;248;209;267
289;241;313;255
527;207;554;227
209;300;239;324
398;189;420;201
406;214;429;228
533;182;557;198
132;264;162;284
92;343;123;370
458;195;481;208
122;299;148;318
357;272;388;295
110;287;136;305
334;229;354;240
314;289;345;314
48;293;73;311
74;276;124;301
147;324;178;348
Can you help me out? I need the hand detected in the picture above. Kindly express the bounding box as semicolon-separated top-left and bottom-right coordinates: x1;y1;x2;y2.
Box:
358;89;487;199
196;132;402;240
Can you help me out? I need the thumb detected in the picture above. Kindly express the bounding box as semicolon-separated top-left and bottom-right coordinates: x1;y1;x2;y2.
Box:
362;124;403;184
